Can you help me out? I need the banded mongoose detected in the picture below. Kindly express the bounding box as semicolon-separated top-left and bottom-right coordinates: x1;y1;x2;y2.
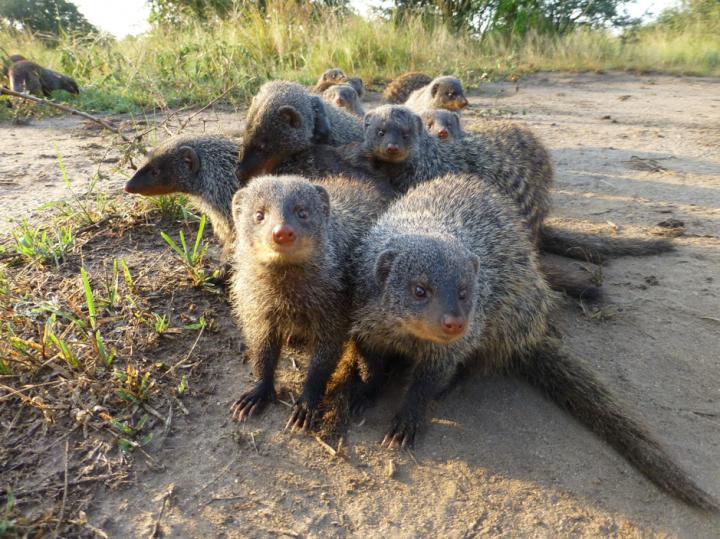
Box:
322;83;364;117
125;136;240;258
229;174;393;429
345;172;717;511
312;67;347;93
9;60;79;97
420;109;464;140
236;81;363;180
404;76;469;113
2;54;25;77
383;72;432;104
361;105;673;262
345;77;364;99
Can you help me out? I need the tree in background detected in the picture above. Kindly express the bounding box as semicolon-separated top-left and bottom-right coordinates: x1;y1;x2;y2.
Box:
389;0;635;35
0;0;96;35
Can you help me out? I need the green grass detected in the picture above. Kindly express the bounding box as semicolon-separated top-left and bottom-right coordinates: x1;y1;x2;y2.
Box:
2;0;718;115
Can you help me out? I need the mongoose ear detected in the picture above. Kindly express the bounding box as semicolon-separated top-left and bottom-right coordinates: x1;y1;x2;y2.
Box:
179;146;200;174
278;105;302;128
430;82;439;97
363;112;373;130
231;189;245;218
414;114;423;136
311;96;331;143
374;250;398;286
314;184;331;218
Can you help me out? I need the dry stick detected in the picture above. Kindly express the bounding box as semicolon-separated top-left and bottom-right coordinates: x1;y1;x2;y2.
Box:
1;87;134;144
176;84;238;132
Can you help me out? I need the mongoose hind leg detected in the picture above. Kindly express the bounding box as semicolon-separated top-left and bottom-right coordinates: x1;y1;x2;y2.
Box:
231;333;282;421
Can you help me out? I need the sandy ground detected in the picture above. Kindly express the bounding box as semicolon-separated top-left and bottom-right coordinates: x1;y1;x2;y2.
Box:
2;71;720;537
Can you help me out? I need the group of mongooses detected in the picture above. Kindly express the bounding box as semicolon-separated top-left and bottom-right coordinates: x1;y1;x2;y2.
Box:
2;53;79;97
125;69;717;511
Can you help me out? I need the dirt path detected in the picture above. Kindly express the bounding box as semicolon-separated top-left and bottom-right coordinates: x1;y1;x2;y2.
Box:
2;72;719;537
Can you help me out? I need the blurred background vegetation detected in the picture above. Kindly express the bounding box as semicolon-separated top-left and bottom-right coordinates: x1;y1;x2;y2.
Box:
1;0;718;113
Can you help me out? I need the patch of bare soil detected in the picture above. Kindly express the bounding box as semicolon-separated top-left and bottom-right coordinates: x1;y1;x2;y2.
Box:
1;72;719;537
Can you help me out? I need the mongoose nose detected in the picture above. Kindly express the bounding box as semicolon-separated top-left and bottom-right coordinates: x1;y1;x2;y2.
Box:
272;224;296;245
459;97;469;108
336;98;346;107
441;315;465;336
386;144;400;155
438;129;449;139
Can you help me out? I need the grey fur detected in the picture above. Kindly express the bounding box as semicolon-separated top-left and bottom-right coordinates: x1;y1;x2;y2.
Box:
322;84;364;117
383;72;433;104
404;76;468;113
347;173;717;511
229;174;392;428
237;81;363;180
125;135;240;255
345;77;364;99
420;109;464;140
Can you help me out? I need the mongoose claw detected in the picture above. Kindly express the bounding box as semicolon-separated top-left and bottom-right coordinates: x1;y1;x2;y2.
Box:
381;416;417;449
284;401;318;433
231;384;273;421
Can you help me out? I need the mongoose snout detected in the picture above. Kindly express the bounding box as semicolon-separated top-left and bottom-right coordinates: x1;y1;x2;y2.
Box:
441;314;465;336
272;224;296;245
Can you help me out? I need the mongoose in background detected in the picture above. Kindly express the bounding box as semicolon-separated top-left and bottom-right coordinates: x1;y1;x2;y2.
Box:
345;172;717;511
361;105;673;262
229;174;393;429
236;81;363;181
344;77;364;99
404;76;469;113
322;83;364;117
383;72;432;104
125;136;240;257
312;67;347;93
420;109;465;140
9;60;79;97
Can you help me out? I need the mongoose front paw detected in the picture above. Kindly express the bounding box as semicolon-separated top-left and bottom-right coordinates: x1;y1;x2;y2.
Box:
381;415;419;449
284;400;319;433
231;383;274;421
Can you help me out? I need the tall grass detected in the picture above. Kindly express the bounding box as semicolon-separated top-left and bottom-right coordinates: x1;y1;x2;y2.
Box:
1;0;718;114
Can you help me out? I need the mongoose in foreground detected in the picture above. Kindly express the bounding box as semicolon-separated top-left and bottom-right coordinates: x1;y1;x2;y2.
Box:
125;136;240;257
420;109;465;140
229;174;393;429
361;105;673;262
344;172;717;511
322;83;364;117
236;81;363;180
9;60;79;97
404;76;469;113
2;54;25;77
383;72;433;104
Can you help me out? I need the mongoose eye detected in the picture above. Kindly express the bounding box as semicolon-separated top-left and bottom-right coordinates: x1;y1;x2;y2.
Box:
150;167;160;178
296;208;308;220
377;129;385;137
459;287;468;300
254;210;265;223
402;131;410;140
413;285;427;299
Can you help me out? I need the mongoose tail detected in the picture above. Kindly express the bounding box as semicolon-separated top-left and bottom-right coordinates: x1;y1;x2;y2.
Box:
538;253;602;302
540;222;674;264
515;339;719;511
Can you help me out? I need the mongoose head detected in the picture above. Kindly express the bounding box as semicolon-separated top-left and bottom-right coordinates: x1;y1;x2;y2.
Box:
237;81;332;180
59;75;79;95
125;138;204;196
420;109;462;140
345;77;364;98
317;68;347;85
372;235;480;345
9;54;26;63
362;105;423;163
322;84;361;115
426;76;468;111
232;175;331;266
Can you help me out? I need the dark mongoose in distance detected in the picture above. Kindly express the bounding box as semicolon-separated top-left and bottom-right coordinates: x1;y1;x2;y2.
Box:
347;172;717;511
344;77;364;99
404;76;469;112
236;81;363;181
383;72;433;104
420;109;465;140
125;135;240;255
229;174;393;429
322;83;364;117
9;60;79;97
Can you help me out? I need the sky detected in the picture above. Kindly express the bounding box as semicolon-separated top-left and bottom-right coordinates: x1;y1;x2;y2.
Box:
73;0;682;39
